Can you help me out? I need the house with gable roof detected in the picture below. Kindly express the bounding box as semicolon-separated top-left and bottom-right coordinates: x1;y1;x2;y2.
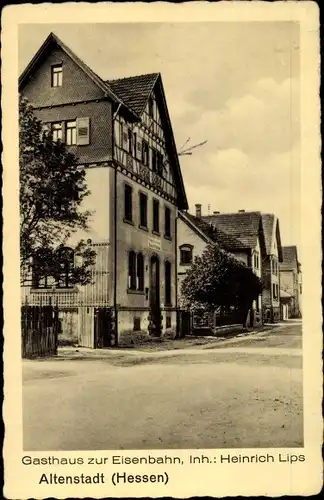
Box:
280;246;302;318
19;32;188;347
177;208;265;328
260;214;283;322
199;207;268;326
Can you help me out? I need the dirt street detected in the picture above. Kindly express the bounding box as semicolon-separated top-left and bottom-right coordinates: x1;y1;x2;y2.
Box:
22;320;303;450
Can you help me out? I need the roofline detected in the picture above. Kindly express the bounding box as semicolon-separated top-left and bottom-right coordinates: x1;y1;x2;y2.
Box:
19;32;139;120
155;74;188;209
178;211;214;245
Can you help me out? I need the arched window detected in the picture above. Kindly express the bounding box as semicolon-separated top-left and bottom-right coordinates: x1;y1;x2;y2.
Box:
31;248;53;289
180;244;193;265
128;250;136;290
165;260;172;305
137;253;144;291
56;247;74;288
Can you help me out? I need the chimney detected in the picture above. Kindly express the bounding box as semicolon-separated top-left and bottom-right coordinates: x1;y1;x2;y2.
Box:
195;204;202;218
213;211;220;214
238;209;245;213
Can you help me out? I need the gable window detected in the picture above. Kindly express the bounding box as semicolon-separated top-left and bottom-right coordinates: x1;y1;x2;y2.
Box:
51;122;63;142
142;140;149;166
128;251;136;290
124;184;133;222
180;245;193;265
137;253;144;291
165;260;172;305
139;192;148;228
66;120;77;145
51;64;63;87
164;206;171;238
153;199;160;233
56;247;74;289
148;97;154;118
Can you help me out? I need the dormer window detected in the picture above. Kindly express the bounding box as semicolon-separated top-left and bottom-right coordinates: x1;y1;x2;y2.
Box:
51;64;63;87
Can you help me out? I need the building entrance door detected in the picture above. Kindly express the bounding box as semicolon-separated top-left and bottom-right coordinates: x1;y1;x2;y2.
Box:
149;256;161;336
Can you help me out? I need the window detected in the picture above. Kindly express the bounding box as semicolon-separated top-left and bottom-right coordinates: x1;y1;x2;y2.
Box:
166;316;171;329
165;261;172;305
139;192;148;228
142;140;149;166
157;151;164;177
128;251;144;292
148;97;154;118
128;129;133;155
133;317;141;331
152;149;157;173
66;120;77;145
51;122;63;142
124;184;132;222
137;253;144;291
133;132;137;157
164;207;171;238
253;252;259;269
128;251;136;290
180;245;193;265
56;247;74;288
153;199;159;233
272;283;278;300
31;249;53;289
51;64;63;87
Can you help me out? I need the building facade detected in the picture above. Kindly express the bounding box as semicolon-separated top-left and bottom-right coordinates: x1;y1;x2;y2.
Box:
260;214;283;323
19;32;188;347
279;246;302;318
200;208;267;326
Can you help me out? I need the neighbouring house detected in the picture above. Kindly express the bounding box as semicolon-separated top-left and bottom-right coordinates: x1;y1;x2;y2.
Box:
177;210;248;333
19;32;188;347
279;246;302;318
199;207;267;326
260;214;283;323
178;206;266;327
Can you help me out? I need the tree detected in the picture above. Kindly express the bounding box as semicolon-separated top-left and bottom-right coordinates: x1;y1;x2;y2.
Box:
181;244;262;327
19;96;96;285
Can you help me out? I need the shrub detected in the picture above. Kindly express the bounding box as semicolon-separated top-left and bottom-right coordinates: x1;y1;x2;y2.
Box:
163;328;177;340
118;329;149;347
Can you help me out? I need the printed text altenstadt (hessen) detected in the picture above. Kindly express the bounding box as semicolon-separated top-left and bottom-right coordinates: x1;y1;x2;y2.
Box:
22;452;306;467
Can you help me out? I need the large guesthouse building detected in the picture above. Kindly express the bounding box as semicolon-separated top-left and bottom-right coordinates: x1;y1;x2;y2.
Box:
20;33;188;347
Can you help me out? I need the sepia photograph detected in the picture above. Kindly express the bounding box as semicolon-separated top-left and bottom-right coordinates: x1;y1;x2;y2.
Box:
2;2;322;498
18;20;304;452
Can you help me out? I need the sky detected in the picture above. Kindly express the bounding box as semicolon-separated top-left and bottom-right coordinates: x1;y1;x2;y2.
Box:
19;22;301;253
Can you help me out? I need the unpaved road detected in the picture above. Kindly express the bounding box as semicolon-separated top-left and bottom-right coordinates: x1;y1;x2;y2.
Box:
23;320;303;450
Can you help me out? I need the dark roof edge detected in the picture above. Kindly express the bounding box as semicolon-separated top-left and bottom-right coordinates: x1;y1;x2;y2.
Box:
19;32;139;120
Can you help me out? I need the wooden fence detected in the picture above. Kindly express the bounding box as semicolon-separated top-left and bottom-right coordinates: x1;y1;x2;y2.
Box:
21;301;59;358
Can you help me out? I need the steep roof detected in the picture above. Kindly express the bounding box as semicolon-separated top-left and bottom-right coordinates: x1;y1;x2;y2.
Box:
280;246;300;271
183;212;247;251
261;213;283;261
201;211;266;255
19;32;139;120
107;73;159;116
19;32;188;209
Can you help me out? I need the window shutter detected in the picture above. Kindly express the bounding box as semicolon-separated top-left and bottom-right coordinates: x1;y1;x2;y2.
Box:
76;117;90;145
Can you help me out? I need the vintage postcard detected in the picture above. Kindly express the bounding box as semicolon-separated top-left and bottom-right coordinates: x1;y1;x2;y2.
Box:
2;1;322;498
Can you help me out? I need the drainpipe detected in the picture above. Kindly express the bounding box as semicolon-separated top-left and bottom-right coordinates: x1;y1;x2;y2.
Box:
112;107;119;346
175;212;178;335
